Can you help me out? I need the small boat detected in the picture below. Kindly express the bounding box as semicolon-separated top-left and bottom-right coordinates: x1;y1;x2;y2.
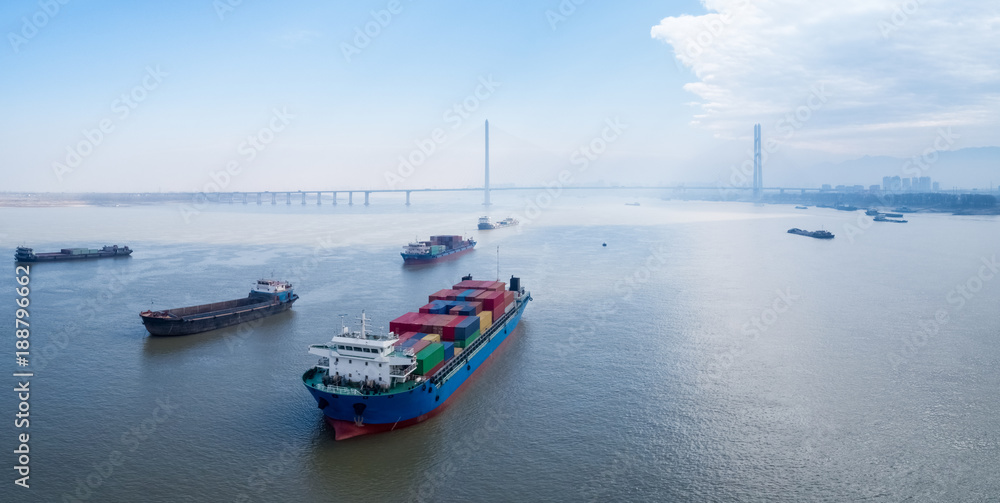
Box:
625;202;640;206
795;206;808;209
788;228;834;239
873;215;908;223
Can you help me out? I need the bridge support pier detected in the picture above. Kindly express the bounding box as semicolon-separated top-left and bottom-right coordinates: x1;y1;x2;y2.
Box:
229;193;234;204
801;189;806;195
364;192;370;206
349;192;353;205
405;191;411;206
286;192;291;204
779;188;785;195
301;192;306;205
242;193;248;204
257;193;262;205
271;193;276;204
332;191;337;205
317;192;322;205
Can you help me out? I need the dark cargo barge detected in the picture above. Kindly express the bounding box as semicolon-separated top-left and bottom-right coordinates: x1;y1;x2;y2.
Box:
140;279;297;336
15;245;132;262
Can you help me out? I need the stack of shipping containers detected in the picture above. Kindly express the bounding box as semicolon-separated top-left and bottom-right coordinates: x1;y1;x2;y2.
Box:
388;280;517;377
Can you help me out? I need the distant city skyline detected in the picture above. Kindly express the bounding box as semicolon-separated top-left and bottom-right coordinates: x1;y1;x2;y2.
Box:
1;1;997;193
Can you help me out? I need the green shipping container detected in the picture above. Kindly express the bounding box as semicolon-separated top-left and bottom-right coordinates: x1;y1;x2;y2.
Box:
416;342;445;374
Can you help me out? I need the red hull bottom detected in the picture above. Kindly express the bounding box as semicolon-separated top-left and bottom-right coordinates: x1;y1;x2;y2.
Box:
327;408;443;440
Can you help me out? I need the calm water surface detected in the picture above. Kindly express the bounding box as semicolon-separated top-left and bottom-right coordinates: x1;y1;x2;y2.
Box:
2;195;998;502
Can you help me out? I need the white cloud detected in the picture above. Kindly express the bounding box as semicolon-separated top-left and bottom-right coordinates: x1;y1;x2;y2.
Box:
651;0;1000;155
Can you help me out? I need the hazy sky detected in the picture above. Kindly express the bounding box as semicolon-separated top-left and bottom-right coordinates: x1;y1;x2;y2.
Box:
2;1;997;192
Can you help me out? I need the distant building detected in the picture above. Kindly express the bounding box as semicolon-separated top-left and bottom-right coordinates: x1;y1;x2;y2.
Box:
821;184;832;191
933;181;940;191
882;176;892;191
869;185;881;193
918;176;931;191
902;178;911;191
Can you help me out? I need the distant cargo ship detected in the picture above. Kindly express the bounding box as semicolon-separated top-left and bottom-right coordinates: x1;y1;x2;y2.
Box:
874;215;908;223
477;216;519;230
302;275;531;440
795;206;808;209
625;202;640;207
15;245;132;262
788;228;834;239
401;235;475;264
140;279;297;336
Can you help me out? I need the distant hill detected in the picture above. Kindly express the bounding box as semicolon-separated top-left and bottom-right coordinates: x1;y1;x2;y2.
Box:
806;147;1000;189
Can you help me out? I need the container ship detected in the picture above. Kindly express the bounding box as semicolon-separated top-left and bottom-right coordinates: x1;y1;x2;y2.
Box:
140;279;297;336
788;228;834;239
302;275;531;440
401;235;475;264
477;216;519;230
15;245;132;262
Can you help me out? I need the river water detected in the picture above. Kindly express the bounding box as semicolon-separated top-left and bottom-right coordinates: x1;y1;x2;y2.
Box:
2;194;998;502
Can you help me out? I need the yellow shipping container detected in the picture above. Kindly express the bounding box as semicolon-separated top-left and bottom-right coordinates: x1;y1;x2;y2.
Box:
479;311;492;333
421;333;441;343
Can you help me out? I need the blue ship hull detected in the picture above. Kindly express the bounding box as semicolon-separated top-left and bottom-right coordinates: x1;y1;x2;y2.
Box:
304;294;530;439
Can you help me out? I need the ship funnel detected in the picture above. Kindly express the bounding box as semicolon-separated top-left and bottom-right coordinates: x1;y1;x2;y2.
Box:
462;273;473;281
509;275;520;292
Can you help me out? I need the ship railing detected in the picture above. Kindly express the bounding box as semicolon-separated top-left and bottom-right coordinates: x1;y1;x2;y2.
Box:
431;297;526;386
318;384;362;395
390;362;417;378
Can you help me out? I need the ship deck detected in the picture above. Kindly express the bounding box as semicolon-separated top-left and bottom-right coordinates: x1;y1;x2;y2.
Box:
303;368;421;396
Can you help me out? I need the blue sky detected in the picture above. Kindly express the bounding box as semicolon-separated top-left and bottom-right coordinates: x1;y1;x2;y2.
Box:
1;1;997;192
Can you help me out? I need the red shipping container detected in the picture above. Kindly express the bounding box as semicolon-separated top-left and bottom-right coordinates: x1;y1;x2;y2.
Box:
429;289;460;302
485;281;506;291
390;312;422;335
418;303;436;314
480;290;504;310
492;305;504;322
442;316;465;340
